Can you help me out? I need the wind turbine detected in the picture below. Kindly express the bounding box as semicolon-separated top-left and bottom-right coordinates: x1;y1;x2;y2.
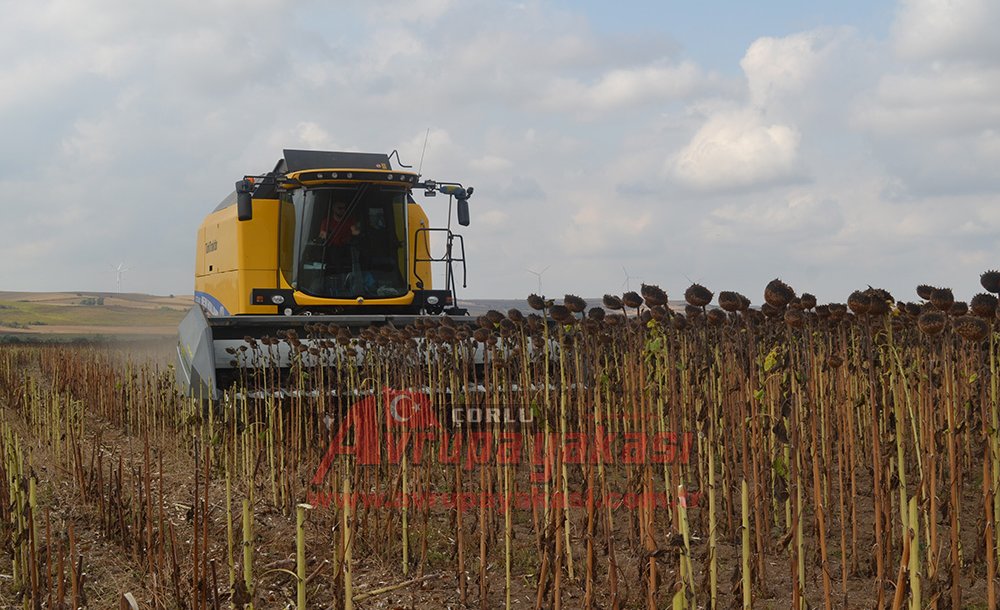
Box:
527;265;551;295
621;266;641;292
113;263;129;294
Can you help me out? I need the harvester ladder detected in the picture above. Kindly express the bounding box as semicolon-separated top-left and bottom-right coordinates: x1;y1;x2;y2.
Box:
413;227;467;298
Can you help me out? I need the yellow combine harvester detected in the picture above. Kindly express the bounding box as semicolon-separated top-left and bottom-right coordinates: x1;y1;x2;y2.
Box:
176;149;473;401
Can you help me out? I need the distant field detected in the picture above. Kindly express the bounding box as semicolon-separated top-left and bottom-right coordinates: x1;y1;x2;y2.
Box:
0;291;191;337
0;293;661;338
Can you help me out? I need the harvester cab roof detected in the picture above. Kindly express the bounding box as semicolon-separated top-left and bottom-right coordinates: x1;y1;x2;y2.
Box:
234;149;472;227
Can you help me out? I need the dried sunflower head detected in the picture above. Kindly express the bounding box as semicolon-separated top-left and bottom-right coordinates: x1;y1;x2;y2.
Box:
981;270;1000;294
866;293;890;316
955;315;989;342
485;310;505;324
549;305;573;323
718;291;742;313
917;311;946;336
867;287;894;303
641;283;669;307
706;308;727;326
761;302;783;318
847;290;871;315
784;308;806;329
971;293;999;318
438;325;458;342
916;284;935;300
603;294;623;310
929;288;954;312
650;305;668;321
764;279;796;308
684;283;713;307
622;291;643;309
563;294;587;313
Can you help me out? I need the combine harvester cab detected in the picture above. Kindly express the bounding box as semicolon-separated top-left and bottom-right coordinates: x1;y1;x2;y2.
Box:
176;149;474;403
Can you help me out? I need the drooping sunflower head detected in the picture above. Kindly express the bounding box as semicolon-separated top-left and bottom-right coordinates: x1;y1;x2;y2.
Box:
684;283;713;307
971;293;999;318
917;311;947;336
981;270;1000;294
764;279;796;308
603;294;623;310
718;291;742;313
929;288;954;312
955;315;989;342
847;290;871;315
640;283;669;308
622;291;643;310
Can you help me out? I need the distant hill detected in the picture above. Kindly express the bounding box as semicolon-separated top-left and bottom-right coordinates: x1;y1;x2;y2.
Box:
0;291;191;338
458;298;532;315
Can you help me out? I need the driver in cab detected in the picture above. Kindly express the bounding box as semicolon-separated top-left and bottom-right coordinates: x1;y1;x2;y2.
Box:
318;200;361;246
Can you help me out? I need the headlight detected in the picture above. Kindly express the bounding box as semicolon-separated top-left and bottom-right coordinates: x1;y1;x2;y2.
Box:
426;296;439;305
271;295;285;305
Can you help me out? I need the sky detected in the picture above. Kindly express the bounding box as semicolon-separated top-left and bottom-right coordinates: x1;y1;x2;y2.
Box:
2;0;999;304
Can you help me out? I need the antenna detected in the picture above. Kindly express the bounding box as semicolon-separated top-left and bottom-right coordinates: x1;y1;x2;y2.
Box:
113;263;129;294
417;128;430;175
527;265;551;295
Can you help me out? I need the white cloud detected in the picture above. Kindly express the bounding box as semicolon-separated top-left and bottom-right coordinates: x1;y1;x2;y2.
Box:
705;191;842;240
666;29;865;193
469;155;513;172
60;119;117;167
893;0;1000;62
559;200;653;256
537;61;714;115
366;0;458;24
742;31;834;107
671;109;802;190
853;2;1000;192
2;0;1000;304
739;28;869;121
855;64;1000;136
478;209;508;226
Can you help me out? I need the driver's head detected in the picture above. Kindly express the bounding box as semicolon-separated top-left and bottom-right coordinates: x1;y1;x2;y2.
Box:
332;200;348;216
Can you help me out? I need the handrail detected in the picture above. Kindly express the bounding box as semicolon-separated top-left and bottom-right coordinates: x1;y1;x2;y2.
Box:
412;228;467;297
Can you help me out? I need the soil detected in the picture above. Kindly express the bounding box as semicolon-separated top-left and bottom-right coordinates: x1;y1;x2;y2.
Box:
0;344;992;610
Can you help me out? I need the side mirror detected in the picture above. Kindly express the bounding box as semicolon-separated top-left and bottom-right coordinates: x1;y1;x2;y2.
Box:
456;198;470;226
236;180;254;221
